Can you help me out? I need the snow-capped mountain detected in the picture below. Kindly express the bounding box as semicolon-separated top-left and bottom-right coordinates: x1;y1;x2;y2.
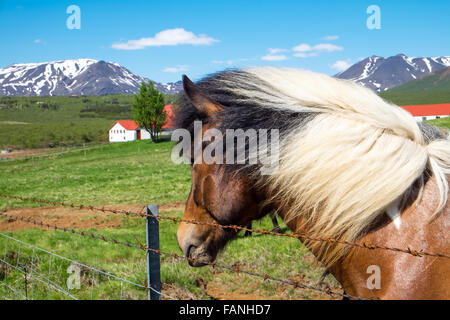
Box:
0;59;182;96
336;54;450;91
154;81;183;95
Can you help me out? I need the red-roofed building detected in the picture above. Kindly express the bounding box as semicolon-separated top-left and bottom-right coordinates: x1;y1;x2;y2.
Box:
109;105;176;142
400;103;450;121
162;104;176;129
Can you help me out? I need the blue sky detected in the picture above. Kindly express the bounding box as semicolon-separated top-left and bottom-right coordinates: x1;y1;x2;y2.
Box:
1;0;449;82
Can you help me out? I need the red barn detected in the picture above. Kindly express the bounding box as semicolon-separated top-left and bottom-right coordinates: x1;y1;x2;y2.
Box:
400;103;450;121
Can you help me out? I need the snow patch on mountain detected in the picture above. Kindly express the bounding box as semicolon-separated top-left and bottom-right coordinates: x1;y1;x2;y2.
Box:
0;59;182;96
336;54;450;91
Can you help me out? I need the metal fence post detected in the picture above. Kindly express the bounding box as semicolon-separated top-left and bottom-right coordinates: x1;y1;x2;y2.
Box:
146;205;161;300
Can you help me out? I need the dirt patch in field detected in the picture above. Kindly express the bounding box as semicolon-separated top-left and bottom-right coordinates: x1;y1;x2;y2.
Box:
204;273;343;300
0;121;30;125
0;147;54;160
162;283;198;300
0;203;185;232
0;206;123;231
206;281;270;300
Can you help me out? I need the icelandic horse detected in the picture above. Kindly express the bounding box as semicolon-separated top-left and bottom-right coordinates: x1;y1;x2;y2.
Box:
175;68;450;299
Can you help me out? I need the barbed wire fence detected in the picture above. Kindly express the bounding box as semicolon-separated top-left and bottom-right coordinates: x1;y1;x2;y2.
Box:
1;193;449;300
0;200;175;300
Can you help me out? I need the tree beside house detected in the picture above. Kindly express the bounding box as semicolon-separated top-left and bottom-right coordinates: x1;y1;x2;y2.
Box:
132;81;167;142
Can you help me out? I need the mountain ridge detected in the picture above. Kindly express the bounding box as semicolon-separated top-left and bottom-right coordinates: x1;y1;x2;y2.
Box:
336;54;450;92
0;59;182;96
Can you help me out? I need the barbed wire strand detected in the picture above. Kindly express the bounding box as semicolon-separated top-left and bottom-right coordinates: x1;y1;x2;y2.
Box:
0;231;177;300
0;211;143;250
1;193;449;260
138;244;371;300
0;211;365;300
0;257;77;299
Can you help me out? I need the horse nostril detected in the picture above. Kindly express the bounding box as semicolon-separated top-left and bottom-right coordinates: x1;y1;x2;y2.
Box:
186;245;195;258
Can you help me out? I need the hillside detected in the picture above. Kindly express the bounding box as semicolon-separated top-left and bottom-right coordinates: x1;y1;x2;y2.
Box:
380;67;450;107
388;67;450;92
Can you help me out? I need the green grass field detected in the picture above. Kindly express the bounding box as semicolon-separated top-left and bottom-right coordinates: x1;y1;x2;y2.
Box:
0;93;179;149
0;95;134;149
380;90;450;107
0;141;333;300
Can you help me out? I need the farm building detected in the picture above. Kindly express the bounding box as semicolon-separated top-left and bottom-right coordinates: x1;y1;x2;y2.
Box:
109;105;175;142
400;103;450;122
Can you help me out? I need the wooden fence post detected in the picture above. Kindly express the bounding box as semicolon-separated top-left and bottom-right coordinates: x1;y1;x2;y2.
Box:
146;205;161;300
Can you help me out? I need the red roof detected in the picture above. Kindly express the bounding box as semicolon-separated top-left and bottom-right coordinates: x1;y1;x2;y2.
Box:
400;103;450;117
162;104;176;129
110;105;176;131
114;120;139;130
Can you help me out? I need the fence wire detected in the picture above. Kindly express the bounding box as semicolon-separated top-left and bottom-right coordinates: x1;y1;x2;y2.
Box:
0;209;361;300
3;193;447;300
0;232;176;300
1;193;449;260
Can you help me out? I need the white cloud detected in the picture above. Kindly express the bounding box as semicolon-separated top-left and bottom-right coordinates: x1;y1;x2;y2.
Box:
292;43;313;52
322;35;339;41
261;48;289;61
313;43;343;52
261;41;343;61
293;52;318;58
330;60;352;72
262;54;289;61
292;42;343;58
34;39;41;43
268;48;289;54
163;65;188;73
112;28;219;50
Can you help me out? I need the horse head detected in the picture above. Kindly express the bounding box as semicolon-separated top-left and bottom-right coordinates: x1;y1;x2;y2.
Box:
176;75;270;266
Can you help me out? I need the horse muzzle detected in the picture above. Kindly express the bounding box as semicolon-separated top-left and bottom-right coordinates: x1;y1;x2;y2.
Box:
186;244;214;267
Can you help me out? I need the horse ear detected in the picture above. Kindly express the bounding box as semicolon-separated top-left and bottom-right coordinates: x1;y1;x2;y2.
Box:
182;75;222;116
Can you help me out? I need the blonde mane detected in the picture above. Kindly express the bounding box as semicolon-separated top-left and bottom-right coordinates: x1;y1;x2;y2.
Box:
246;67;450;266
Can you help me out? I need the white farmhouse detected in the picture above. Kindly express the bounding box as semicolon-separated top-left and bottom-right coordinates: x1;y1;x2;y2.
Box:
108;104;176;143
109;120;151;142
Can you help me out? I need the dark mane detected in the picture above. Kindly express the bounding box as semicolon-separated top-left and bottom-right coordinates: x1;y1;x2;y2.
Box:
175;69;316;139
174;70;317;176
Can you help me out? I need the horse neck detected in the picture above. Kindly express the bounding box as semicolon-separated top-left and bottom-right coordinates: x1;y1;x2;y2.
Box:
273;176;450;299
274;206;323;257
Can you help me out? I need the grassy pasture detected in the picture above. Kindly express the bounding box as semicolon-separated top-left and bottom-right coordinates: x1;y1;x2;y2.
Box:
0;95;134;149
0;141;333;300
380;90;450;107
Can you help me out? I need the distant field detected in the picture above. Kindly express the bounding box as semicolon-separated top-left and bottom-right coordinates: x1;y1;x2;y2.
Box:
0;141;190;206
380;90;450;106
0;140;335;300
0;95;134;149
0;93;179;149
